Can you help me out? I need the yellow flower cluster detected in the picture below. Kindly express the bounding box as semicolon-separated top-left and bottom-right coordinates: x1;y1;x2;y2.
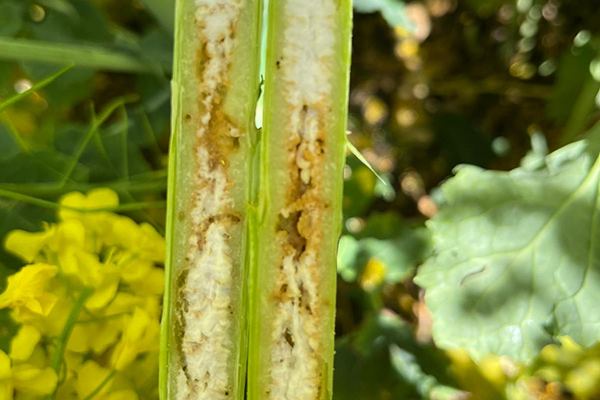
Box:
0;189;165;400
448;337;600;399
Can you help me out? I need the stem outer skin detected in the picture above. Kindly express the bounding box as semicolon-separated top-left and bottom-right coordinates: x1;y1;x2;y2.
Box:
162;0;351;399
249;1;353;400
160;0;262;399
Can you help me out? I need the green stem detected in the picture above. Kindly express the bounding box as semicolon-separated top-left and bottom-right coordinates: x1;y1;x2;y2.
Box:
0;189;165;212
76;312;130;324
81;370;117;400
48;287;94;400
0;170;167;196
560;76;600;145
59;95;139;185
0;65;73;113
139;0;175;35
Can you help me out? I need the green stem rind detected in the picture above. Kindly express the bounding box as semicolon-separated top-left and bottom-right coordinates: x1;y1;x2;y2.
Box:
160;0;263;399
249;1;353;399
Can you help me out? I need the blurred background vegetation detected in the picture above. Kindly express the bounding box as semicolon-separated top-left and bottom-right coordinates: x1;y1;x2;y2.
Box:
1;0;600;399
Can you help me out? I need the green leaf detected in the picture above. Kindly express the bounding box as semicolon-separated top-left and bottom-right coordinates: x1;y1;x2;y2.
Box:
547;43;597;124
139;0;175;35
28;0;111;44
338;212;431;284
415;125;600;363
343;158;377;218
0;124;20;160
353;0;412;29
333;311;459;400
389;345;467;400
0;150;89;184
0;64;74;112
0;0;24;37
0;37;161;74
0;200;56;270
19;63;92;109
0;309;18;354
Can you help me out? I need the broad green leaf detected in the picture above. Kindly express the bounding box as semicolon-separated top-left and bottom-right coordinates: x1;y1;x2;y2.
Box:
333;311;459;400
415;125;600;362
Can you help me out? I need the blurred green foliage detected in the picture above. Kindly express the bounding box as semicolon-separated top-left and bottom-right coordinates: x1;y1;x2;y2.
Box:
1;0;600;399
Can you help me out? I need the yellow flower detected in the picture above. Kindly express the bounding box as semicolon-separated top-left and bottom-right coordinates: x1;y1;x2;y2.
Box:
105;218;165;264
111;308;159;371
0;351;12;400
68;318;123;355
86;273;120;311
0;350;58;400
0;264;58;319
1;188;165;399
51;231;119;310
76;360;113;399
76;360;137;400
59;188;119;223
104;390;138;400
9;326;40;362
131;267;164;296
122;352;158;397
4;228;54;263
31;297;72;337
97;291;161;321
360;258;387;291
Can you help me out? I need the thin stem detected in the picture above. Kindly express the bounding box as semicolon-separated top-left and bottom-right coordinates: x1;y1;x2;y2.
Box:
0;189;165;212
76;312;130;324
81;370;117;400
1;112;30;153
0;170;167;196
47;287;94;400
0;65;73;113
59;95;139;185
560;76;600;145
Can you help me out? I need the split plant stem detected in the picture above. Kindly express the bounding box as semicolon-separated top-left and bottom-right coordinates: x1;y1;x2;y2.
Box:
249;1;352;399
160;0;262;399
161;0;352;399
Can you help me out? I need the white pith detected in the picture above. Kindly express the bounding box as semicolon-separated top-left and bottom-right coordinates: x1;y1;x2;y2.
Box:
178;0;243;399
268;0;337;399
